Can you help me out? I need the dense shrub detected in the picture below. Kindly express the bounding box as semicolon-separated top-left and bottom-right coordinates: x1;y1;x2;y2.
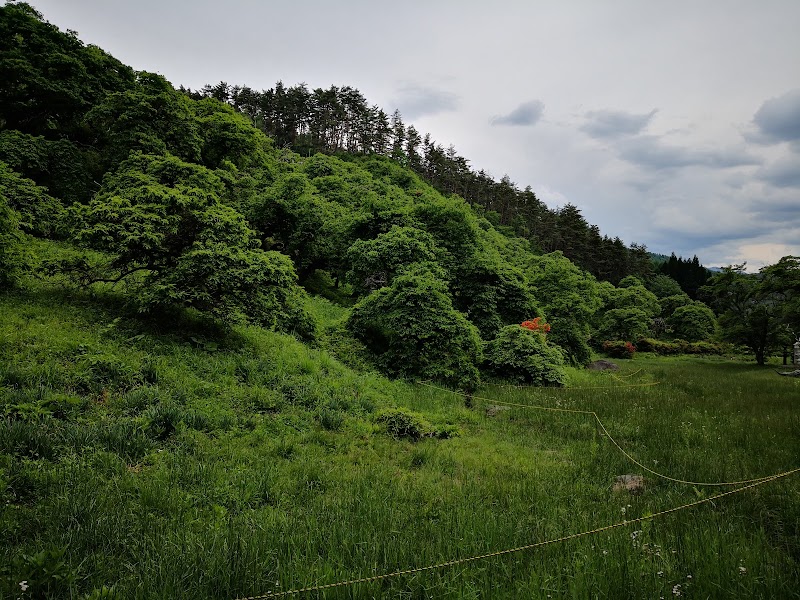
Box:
64;153;315;334
668;303;717;342
602;340;636;359
635;338;681;354
375;407;430;440
348;267;482;390
0;191;29;290
483;325;566;386
0;161;65;238
635;338;724;355
597;308;651;341
659;293;693;318
345;225;438;294
685;340;724;355
526;251;601;366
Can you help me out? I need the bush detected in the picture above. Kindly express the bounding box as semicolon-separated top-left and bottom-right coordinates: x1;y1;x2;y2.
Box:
602;340;636;359
667;303;717;342
0;191;28;290
635;338;723;356
63;152;315;333
685;341;724;355
348;267;482;390
598;308;651;341
375;408;430;440
483;325;566;386
635;338;680;355
548;318;593;366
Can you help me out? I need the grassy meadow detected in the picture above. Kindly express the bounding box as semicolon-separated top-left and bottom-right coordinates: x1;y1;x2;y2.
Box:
2;282;800;599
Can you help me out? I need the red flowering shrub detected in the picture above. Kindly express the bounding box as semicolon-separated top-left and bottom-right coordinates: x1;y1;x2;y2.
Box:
520;317;551;334
602;340;636;359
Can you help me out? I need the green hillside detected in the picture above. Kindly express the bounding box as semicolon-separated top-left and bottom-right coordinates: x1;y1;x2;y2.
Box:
2;4;800;599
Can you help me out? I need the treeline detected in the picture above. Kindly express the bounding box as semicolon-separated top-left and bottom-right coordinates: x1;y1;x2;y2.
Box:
188;81;652;284
657;253;711;299
6;2;796;379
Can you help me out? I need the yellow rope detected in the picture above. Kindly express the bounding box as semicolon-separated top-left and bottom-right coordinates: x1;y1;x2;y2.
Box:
478;379;660;391
235;468;800;600
419;381;792;487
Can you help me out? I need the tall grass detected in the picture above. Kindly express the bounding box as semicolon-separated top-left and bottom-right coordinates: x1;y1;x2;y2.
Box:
1;286;799;599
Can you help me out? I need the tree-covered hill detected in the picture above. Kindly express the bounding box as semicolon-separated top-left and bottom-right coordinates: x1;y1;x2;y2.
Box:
2;1;798;376
188;81;655;284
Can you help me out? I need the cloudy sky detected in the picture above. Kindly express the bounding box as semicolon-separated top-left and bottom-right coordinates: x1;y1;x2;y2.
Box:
28;0;800;269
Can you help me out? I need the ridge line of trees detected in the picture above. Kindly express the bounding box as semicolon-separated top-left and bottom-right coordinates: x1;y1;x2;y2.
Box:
186;81;652;285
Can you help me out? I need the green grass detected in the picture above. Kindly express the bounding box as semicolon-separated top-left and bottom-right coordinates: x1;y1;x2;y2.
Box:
2;283;799;599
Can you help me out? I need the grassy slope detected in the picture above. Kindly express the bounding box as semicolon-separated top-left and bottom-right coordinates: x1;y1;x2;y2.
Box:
2;263;800;599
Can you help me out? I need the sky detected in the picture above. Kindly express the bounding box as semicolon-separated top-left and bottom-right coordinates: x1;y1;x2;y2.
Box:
25;0;800;270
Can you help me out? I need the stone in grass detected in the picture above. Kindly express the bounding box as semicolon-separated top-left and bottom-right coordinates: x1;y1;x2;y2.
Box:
613;474;645;494
485;405;511;417
586;360;619;371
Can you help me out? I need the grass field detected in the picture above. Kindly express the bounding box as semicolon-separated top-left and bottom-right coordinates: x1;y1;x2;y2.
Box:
2;285;799;599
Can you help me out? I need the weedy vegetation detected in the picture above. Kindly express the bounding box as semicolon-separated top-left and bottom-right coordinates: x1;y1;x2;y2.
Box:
2;276;799;599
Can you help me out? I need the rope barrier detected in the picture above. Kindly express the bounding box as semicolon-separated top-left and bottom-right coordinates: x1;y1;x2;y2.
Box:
418;381;790;487
235;468;800;599
479;379;660;391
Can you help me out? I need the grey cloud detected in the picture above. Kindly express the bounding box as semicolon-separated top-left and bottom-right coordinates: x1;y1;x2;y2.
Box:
581;108;657;139
648;223;776;257
757;155;800;188
752;89;800;144
617;135;761;170
392;84;459;119
490;100;544;126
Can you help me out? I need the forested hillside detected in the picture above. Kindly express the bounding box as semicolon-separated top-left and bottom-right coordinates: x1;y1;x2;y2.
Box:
3;5;800;599
1;1;798;380
188;81;654;284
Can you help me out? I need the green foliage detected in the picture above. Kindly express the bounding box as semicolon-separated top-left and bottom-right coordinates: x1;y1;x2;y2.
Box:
598;307;651;342
0;193;28;289
667;303;717;342
759;256;800;343
0;2;136;135
64;152;313;332
345;225;437;294
85;72;203;167
374;407;430;440
701;265;787;365
2;547;77;598
659;293;693;318
602;280;660;317
527;251;601;364
0;160;64;237
646;273;684;299
483;325;566;386
453;249;538;339
0;130;96;205
193;97;272;170
636;338;725;355
411;195;479;270
601;340;636;359
348;267;481;389
254;171;353;279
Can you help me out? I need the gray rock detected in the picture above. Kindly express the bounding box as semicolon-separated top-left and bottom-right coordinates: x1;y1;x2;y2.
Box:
586;360;619;371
